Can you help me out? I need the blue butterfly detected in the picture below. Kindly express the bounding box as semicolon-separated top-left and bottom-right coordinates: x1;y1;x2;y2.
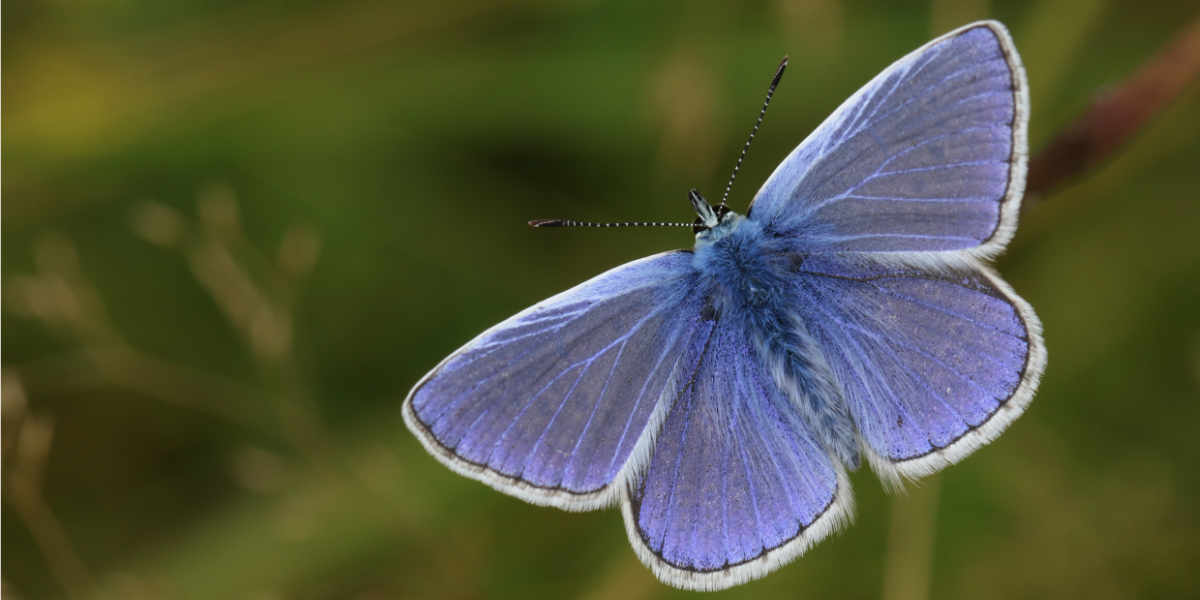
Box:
404;20;1045;591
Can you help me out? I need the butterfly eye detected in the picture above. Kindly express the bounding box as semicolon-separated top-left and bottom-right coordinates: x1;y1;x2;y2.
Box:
715;205;731;221
692;217;709;234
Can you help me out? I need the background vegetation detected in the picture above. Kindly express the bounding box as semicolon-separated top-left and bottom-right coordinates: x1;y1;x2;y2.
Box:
4;1;1199;598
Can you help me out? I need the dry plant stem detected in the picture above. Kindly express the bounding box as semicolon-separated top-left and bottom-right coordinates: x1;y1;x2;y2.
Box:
4;407;93;599
183;211;331;461
881;477;942;600
4;207;330;596
1027;15;1200;197
13;344;272;434
7;481;94;599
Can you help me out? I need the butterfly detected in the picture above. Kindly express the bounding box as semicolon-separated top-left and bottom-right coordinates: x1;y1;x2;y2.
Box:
404;20;1045;591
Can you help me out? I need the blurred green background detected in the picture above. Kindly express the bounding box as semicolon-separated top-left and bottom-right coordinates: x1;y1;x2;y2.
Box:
4;0;1199;598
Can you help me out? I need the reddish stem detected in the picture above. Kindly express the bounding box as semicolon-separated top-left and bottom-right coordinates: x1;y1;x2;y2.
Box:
1027;15;1200;197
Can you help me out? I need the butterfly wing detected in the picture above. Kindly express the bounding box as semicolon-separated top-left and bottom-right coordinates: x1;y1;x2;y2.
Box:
750;21;1028;261
404;251;711;510
622;318;853;591
791;254;1045;483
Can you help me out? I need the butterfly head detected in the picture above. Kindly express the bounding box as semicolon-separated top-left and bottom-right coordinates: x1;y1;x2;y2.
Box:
689;189;735;235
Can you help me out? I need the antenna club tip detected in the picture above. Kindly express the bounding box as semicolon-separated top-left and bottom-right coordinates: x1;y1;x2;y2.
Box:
528;219;563;228
772;56;789;85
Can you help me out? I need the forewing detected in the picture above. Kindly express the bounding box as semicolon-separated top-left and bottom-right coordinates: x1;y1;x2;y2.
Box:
404;251;707;510
792;254;1045;482
751;21;1028;259
622;319;853;591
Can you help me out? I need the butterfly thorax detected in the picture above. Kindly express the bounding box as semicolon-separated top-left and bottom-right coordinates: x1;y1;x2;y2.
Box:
692;213;778;308
692;213;861;467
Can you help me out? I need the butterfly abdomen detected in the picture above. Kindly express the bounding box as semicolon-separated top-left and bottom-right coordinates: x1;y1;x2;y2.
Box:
692;214;860;467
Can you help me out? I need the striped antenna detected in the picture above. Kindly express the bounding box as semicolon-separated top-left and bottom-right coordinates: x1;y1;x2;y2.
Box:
530;57;788;231
529;219;693;228
719;56;789;210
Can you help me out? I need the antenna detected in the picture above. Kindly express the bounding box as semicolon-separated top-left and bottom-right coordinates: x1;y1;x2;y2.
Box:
528;219;693;228
718;55;788;210
529;57;789;231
